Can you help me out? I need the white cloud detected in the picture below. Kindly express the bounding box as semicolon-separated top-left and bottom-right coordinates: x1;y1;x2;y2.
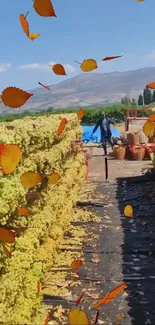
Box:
0;63;11;72
18;61;75;72
62;64;75;72
18;63;42;70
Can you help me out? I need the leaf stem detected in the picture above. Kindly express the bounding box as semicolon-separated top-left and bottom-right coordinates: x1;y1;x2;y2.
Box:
74;60;81;65
25;11;30;18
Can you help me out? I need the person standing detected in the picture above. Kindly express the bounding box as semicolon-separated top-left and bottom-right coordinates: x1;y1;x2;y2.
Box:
91;112;115;155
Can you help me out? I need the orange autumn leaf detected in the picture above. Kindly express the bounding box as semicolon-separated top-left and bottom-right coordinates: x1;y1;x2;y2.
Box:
37;281;40;294
148;114;155;122
28;33;40;40
38;82;51;91
102;56;123;61
124;205;133;218
70;259;83;270
44;311;51;325
20;171;43;188
2;245;11;258
77;108;85;120
1;87;33;108
80;59;98;72
33;0;57;17
92;283;127;309
19;13;40;41
51;64;66;76
146;82;155;89
136;0;144;2
104;157;108;180
143;121;154;136
19;14;29;36
17;207;29;216
48;172;61;184
94;310;99;325
0;227;16;244
68;309;90;325
76;293;85;306
0;144;21;175
57;118;67;136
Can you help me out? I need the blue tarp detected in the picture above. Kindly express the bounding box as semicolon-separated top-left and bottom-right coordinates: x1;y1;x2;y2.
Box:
82;125;120;143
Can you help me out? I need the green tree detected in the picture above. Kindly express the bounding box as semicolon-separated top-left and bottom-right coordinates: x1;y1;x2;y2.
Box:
152;90;155;103
121;97;130;105
131;98;137;106
47;107;54;113
143;88;152;105
138;94;143;106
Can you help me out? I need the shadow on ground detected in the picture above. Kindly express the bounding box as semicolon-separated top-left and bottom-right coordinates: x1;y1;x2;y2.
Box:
116;172;155;325
42;155;155;325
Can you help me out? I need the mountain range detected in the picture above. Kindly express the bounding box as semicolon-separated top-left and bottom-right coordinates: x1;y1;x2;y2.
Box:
1;67;155;115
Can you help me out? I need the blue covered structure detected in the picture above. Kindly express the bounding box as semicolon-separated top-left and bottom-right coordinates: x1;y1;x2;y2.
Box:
82;125;120;143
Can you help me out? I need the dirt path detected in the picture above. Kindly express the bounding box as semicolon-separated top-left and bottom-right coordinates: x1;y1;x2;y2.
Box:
69;148;155;325
45;147;155;325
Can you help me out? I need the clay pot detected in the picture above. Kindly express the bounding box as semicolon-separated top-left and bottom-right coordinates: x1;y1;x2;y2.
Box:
126;145;133;160
131;146;145;161
113;145;126;160
127;132;140;145
139;131;148;144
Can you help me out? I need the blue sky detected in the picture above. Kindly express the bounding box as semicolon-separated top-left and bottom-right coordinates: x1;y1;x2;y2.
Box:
0;0;155;92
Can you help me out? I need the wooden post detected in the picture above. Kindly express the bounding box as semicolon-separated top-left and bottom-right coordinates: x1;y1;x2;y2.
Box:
125;109;130;131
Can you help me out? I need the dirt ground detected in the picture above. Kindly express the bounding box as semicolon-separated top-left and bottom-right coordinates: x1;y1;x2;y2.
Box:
116;120;147;133
45;130;155;325
73;148;155;325
68;148;155;325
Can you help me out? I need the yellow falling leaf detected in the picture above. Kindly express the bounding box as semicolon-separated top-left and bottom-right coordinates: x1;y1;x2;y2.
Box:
68;309;90;325
48;172;61;184
0;144;21;175
124;205;133;218
20;171;43;188
28;33;40;40
143;121;154;136
80;59;98;72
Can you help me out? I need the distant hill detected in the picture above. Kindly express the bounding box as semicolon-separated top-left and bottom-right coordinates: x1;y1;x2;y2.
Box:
1;67;155;115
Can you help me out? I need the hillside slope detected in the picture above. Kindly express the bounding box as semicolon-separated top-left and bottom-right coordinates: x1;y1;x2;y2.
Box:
1;67;155;114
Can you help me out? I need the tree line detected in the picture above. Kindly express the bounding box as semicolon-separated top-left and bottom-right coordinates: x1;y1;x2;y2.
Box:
137;88;155;105
121;88;155;106
0;105;126;124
